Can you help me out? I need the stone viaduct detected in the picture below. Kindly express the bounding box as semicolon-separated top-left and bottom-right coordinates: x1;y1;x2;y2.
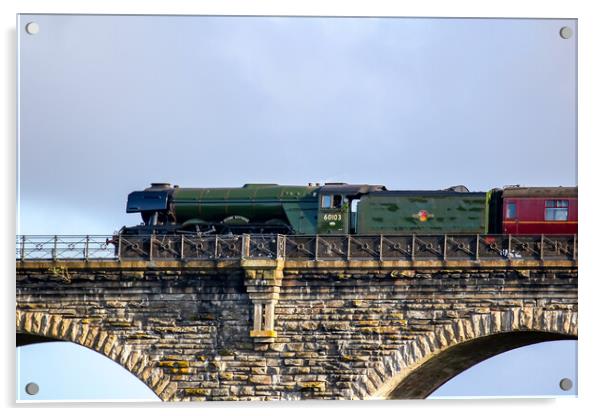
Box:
16;252;577;401
16;229;577;401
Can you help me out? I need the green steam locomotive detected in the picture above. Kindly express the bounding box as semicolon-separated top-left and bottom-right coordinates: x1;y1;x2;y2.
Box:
122;182;496;235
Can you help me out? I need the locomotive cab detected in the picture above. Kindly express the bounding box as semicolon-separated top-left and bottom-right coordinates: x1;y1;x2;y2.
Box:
318;191;348;234
317;184;386;234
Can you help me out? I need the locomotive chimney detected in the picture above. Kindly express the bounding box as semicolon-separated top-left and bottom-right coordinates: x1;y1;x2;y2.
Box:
150;183;171;189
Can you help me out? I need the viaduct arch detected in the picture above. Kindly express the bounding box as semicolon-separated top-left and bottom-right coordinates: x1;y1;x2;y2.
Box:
16;311;177;400
369;310;577;399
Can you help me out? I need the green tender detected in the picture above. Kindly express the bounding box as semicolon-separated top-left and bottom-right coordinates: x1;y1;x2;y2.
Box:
356;191;488;234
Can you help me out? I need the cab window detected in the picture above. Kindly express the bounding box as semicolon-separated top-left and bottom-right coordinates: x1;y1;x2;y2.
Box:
333;195;343;208
322;194;344;209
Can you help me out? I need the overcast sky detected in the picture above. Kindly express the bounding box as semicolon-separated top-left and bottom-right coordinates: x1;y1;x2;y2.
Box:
16;14;577;401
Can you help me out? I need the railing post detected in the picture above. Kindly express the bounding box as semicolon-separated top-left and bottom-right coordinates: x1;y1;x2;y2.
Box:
214;234;219;259
20;235;25;261
275;235;281;259
180;234;185;259
475;234;480;260
53;235;58;261
241;234;249;259
149;234;154;261
117;235;122;260
443;234;447;261
508;234;512;259
540;234;545;261
315;235;319;261
573;234;577;261
379;235;383;261
84;235;90;261
346;235;351;261
411;234;415;261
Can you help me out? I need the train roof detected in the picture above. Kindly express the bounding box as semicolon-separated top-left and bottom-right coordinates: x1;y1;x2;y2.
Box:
502;186;577;198
319;184;387;195
360;184;485;197
363;190;487;197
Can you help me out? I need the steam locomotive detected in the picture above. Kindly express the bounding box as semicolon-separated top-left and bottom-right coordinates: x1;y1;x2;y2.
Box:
121;183;577;236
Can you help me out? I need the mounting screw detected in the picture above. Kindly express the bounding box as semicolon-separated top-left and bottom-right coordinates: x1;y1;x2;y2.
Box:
559;26;573;39
25;22;39;35
559;378;573;391
25;382;39;395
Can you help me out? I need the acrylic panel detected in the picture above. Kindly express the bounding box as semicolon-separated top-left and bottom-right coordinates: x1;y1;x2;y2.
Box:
16;14;577;402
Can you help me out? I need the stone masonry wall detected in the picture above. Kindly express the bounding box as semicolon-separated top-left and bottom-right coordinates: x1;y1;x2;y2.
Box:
16;262;578;400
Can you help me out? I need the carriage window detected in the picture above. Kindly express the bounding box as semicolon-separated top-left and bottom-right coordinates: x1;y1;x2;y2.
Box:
321;195;332;208
545;200;569;221
333;195;343;208
506;202;516;219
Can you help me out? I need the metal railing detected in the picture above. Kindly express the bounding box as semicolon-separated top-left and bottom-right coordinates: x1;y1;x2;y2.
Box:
16;234;577;262
16;235;117;261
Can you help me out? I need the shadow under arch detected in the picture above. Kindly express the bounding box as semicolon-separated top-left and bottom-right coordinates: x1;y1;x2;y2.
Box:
387;330;576;399
17;332;61;347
